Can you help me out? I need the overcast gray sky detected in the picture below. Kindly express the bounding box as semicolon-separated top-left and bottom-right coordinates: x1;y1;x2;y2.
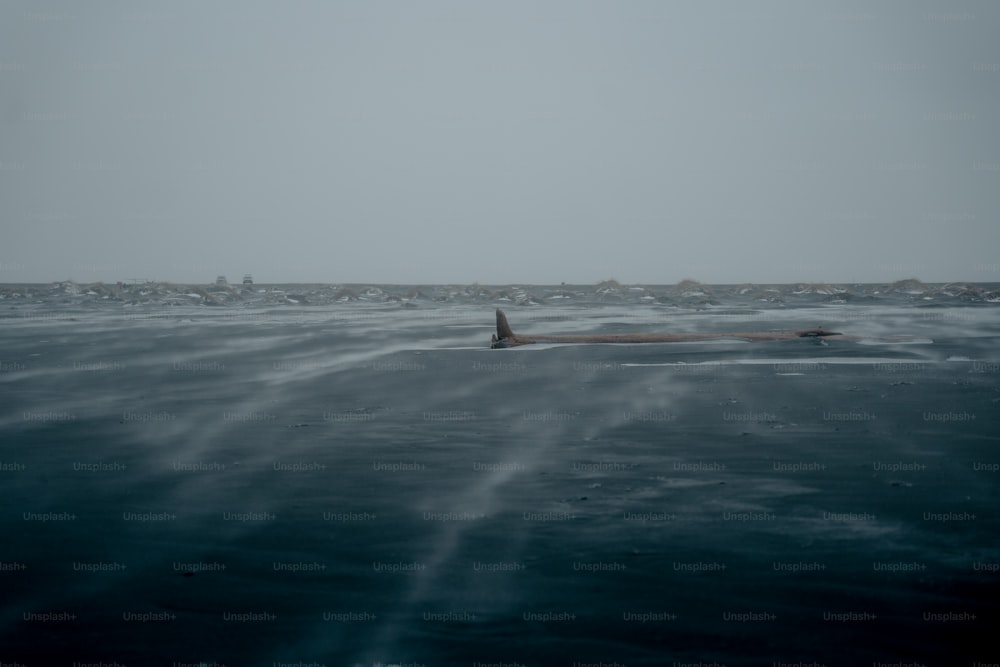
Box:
2;0;998;284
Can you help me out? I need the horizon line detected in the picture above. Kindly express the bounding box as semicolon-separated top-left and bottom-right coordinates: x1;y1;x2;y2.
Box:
3;277;998;287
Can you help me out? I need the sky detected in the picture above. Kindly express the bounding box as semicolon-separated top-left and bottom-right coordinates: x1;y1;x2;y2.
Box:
1;0;998;285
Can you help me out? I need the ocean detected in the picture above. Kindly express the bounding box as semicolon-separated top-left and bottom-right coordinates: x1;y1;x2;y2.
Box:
1;280;998;665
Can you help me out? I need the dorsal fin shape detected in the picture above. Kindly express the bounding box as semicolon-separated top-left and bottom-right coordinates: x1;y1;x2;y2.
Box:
496;309;515;340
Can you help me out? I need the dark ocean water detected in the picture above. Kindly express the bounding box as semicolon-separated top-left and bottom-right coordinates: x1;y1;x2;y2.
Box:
1;282;999;666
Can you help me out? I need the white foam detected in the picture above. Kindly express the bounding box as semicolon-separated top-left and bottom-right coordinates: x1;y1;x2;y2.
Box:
856;338;934;345
622;357;931;367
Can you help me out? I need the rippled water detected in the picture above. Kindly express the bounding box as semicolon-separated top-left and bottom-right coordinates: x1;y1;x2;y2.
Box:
1;289;998;664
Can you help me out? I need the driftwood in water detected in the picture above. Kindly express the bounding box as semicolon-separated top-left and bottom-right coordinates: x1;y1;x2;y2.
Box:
490;309;842;349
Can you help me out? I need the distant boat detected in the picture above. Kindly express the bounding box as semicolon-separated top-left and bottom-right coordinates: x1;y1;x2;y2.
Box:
243;274;254;285
216;275;228;285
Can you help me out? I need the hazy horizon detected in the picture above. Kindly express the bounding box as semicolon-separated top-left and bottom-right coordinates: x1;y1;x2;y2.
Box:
3;276;996;288
2;1;999;284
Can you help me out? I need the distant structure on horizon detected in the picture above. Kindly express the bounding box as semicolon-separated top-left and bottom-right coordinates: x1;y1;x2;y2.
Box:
243;274;254;285
215;275;228;285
